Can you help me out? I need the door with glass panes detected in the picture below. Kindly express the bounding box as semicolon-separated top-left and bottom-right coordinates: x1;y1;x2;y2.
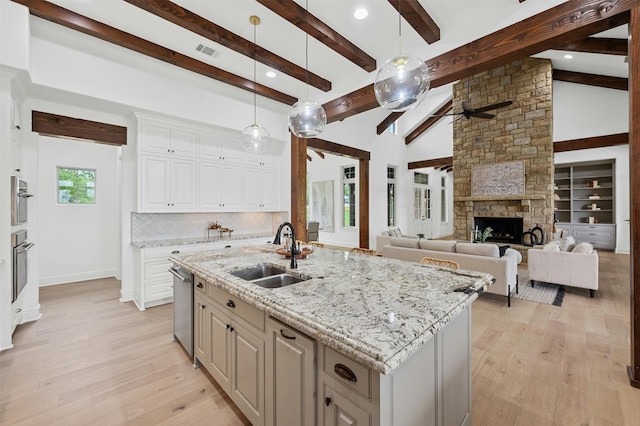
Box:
412;172;433;238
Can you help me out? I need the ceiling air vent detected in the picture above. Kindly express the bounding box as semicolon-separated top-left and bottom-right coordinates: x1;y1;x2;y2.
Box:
196;44;220;58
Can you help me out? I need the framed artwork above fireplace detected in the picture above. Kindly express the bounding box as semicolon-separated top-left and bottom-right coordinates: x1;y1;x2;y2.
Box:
471;160;525;197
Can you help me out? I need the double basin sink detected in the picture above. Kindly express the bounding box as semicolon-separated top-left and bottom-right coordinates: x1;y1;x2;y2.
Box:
230;264;308;288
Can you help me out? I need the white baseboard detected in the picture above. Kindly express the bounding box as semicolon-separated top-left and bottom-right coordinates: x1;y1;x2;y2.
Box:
39;269;118;286
616;248;630;254
20;304;41;324
120;288;134;302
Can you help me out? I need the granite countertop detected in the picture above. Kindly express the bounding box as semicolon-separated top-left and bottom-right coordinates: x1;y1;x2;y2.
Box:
131;233;273;249
170;244;493;374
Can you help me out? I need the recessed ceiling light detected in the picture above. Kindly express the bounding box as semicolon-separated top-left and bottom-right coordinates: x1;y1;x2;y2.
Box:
265;70;276;78
564;54;573;59
354;8;368;20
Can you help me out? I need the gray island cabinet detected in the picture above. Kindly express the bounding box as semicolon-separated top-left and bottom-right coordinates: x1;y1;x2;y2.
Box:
170;244;493;426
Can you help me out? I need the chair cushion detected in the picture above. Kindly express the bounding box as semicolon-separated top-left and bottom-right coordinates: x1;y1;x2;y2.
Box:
559;235;576;251
419;239;457;252
390;236;420;249
455;242;499;258
572;242;594;254
388;227;402;237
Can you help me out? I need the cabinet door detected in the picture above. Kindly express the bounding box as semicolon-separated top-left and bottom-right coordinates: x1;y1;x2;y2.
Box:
140;155;171;210
232;324;265;426
199;161;222;209
260;169;279;211
321;382;371;426
220;163;243;209
171;158;197;209
11;136;23;175
266;319;315;426
245;146;277;168
208;305;232;392
243;168;262;210
170;129;197;157
140;124;172;155
220;137;244;164
194;294;208;363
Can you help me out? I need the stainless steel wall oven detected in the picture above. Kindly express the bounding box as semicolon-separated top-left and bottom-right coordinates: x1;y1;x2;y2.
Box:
12;230;34;303
11;176;33;225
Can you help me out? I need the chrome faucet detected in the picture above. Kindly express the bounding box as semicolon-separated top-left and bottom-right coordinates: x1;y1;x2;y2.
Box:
273;222;298;269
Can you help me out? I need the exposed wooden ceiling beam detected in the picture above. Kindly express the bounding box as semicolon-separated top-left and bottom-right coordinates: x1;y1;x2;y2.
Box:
32;111;127;145
560;36;628;55
324;0;633;123
256;0;376;72
405;100;453;145
125;0;331;92
553;69;628;91
408;157;453;169
387;0;440;44
306;154;312;161
313;150;325;159
13;0;297;105
307;137;370;161
553;132;628;152
376;112;404;135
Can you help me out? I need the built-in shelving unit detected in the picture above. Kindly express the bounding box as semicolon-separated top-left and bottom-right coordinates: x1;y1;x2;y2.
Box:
554;160;616;250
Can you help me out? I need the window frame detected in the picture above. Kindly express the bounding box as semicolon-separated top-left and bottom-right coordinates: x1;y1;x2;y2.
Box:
57;166;97;205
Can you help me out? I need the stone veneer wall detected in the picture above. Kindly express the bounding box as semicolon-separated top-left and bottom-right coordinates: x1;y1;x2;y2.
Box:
453;58;554;246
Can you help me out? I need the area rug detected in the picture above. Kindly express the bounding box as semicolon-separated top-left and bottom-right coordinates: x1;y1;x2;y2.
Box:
513;281;565;306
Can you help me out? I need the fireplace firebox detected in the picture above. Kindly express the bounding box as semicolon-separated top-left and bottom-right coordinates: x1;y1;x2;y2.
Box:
474;217;523;244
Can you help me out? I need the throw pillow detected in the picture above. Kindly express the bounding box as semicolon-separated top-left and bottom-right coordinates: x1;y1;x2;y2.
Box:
389;227;401;237
456;242;499;258
419;239;457;252
498;245;510;257
543;241;561;251
559;235;576;252
572;242;594;254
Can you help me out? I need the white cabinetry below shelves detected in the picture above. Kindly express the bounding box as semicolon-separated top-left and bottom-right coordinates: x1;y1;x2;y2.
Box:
244;167;278;211
198;161;242;210
140;155;197;211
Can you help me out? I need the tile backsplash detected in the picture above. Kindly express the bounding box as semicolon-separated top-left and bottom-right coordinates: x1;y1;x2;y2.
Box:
132;211;288;242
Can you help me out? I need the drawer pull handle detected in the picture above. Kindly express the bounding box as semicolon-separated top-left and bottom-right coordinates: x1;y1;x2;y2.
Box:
334;363;357;382
196;282;204;288
226;300;236;308
280;329;296;340
171;250;180;254
325;397;332;407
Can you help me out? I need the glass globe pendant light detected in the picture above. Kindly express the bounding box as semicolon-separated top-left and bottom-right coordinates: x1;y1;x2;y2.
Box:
242;15;271;153
374;4;430;112
288;0;326;138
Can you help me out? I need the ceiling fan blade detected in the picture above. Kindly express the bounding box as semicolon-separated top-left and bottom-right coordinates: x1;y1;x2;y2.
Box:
472;112;495;119
473;100;513;113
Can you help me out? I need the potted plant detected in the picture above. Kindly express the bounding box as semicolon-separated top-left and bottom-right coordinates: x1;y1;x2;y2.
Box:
479;227;493;243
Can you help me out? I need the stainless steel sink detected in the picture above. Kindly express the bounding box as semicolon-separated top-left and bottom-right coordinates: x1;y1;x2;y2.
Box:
229;264;308;288
252;273;307;288
230;264;287;281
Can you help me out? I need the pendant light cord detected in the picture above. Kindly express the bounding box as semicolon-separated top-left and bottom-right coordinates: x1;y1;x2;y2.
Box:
398;0;402;55
253;21;257;125
305;0;310;100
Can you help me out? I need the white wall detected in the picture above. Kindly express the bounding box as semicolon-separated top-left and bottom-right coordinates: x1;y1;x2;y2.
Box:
553;81;629;253
37;136;121;285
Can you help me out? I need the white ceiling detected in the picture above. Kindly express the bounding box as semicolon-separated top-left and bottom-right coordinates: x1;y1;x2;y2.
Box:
36;0;630;119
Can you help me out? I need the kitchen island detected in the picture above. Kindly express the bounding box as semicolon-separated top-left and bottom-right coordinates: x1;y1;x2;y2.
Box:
170;244;493;426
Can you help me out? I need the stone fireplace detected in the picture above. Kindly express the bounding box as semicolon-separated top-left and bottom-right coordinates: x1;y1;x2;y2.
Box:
453;57;554;257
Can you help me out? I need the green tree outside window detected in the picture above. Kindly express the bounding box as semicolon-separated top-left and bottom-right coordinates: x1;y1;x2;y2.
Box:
58;167;96;204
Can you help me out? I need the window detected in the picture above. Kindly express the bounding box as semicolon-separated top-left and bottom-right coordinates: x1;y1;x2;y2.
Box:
342;166;356;227
414;172;429;185
58;167;96;204
440;176;448;222
387;167;396;226
387;121;398;135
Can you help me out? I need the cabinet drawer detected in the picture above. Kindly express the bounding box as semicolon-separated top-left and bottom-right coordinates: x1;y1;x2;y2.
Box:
572;224;615;239
145;259;173;282
208;283;265;332
194;275;206;296
146;280;173;298
323;346;371;400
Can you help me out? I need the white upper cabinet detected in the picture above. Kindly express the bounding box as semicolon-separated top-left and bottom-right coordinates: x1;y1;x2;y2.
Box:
139;123;196;158
135;114;283;213
199;132;243;164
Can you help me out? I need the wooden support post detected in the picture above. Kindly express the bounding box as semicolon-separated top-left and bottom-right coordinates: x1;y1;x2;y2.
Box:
359;158;369;249
628;5;640;389
290;134;308;242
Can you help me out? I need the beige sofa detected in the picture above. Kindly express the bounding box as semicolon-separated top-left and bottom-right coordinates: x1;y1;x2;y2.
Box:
375;228;417;254
381;237;521;306
528;242;599;297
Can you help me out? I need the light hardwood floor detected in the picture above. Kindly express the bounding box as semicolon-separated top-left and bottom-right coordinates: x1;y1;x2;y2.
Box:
1;252;639;425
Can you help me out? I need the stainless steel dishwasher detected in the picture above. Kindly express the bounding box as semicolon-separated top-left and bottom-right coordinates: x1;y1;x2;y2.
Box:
169;263;193;358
